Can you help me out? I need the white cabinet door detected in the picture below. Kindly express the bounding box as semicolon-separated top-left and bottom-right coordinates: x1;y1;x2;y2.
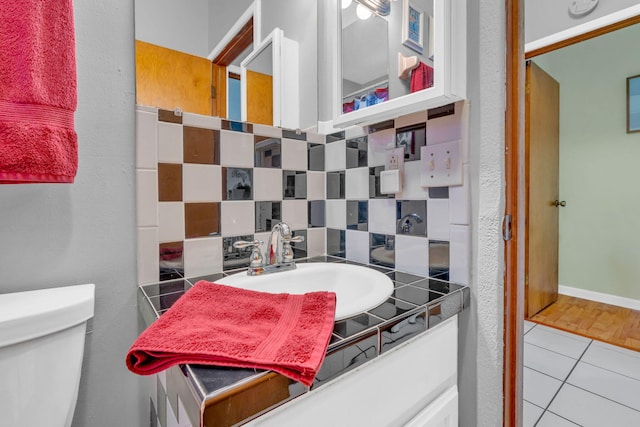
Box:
404;386;458;427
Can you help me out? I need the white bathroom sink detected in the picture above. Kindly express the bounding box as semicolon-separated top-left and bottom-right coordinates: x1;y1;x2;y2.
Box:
217;263;394;321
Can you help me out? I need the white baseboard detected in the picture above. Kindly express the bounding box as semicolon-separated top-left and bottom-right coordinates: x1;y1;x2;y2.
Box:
559;285;640;311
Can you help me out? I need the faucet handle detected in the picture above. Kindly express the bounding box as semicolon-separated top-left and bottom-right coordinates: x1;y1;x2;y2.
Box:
233;240;260;249
282;235;304;263
288;235;305;243
233;240;265;268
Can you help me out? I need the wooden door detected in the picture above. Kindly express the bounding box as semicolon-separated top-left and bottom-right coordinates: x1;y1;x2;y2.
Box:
211;64;227;118
135;40;211;115
246;70;273;126
525;61;560;318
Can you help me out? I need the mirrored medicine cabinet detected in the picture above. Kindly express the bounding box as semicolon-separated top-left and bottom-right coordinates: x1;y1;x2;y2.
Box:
332;0;466;128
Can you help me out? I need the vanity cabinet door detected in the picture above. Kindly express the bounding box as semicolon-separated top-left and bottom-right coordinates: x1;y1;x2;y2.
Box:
404;385;458;427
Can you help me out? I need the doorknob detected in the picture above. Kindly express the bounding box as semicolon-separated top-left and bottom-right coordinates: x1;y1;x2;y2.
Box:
554;200;566;207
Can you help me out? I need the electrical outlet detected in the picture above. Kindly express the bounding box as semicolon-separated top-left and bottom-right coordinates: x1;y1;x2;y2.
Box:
385;147;405;172
388;154;399;170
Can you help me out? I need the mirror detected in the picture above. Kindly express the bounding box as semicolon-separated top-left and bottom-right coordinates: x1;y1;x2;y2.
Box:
134;2;300;129
333;0;466;128
241;28;300;130
341;4;390;114
242;38;274;126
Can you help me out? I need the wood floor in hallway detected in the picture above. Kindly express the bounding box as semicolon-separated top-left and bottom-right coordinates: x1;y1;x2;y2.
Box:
528;294;640;352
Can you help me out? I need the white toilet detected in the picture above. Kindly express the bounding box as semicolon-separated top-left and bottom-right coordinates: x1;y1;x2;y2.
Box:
0;283;95;427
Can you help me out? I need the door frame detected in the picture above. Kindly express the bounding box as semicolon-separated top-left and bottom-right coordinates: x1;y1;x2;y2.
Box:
503;4;640;427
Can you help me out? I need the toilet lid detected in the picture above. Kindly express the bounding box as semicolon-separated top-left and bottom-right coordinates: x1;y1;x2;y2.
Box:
0;283;95;348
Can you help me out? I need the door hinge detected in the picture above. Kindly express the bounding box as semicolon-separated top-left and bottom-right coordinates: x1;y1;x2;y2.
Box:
502;214;512;241
211;86;216;99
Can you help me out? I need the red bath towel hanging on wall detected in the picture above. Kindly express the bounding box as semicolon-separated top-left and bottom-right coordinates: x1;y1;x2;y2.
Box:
0;0;78;183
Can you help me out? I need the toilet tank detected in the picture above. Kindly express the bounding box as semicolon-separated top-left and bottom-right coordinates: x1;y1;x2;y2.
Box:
0;283;95;427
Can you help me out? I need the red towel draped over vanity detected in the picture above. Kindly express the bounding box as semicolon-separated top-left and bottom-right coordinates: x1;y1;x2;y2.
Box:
126;281;336;387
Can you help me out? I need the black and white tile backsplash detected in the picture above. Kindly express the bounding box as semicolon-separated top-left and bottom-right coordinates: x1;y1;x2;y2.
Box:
136;103;471;285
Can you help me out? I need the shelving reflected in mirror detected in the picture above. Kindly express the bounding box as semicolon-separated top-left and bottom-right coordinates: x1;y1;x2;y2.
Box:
333;0;466;128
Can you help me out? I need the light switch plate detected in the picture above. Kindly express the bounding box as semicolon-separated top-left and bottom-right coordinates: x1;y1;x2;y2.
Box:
420;140;463;187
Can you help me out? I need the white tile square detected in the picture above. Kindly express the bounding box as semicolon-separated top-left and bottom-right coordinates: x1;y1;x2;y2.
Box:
345;126;366;139
524;325;591;359
394;234;429;276
253;124;282;138
345;230;370;264
548;384;640;426
426;103;463;145
307;171;326;200
182;113;221;130
399;160;428;200
136;105;157;114
183;237;222;277
306;131;324;144
396;110;428;129
158;202;185;243
137;169;158;227
449;225;470;284
158;122;183;163
326;200;347;229
524;320;537;334
307;228;326;257
535;411;579;427
221;201;255;236
523;401;544;427
282;200;308;231
136;109;158;169
567;361;640;411
449;164;470;225
253;168;283;201
427;199;450;240
220;130;254;167
281;138;308;171
523;367;563;409
345;167;370;200
183;164;221;202
367;128;395;167
524;343;577;381
137;227;159;285
582;340;640;381
325;140;346;171
368;199;396;235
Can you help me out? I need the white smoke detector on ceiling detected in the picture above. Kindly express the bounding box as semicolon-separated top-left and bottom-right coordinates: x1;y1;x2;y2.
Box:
569;0;598;18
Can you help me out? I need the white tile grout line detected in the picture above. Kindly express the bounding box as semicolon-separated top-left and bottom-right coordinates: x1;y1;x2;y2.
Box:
532;338;593;427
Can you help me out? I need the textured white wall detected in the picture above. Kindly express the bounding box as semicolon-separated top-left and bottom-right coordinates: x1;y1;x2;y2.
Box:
0;1;144;426
459;0;505;425
525;0;640;44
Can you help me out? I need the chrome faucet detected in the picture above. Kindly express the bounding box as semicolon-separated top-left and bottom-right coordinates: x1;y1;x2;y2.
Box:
233;222;304;276
398;213;424;233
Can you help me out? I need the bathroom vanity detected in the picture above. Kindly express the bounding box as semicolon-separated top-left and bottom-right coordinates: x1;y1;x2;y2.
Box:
138;256;469;427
